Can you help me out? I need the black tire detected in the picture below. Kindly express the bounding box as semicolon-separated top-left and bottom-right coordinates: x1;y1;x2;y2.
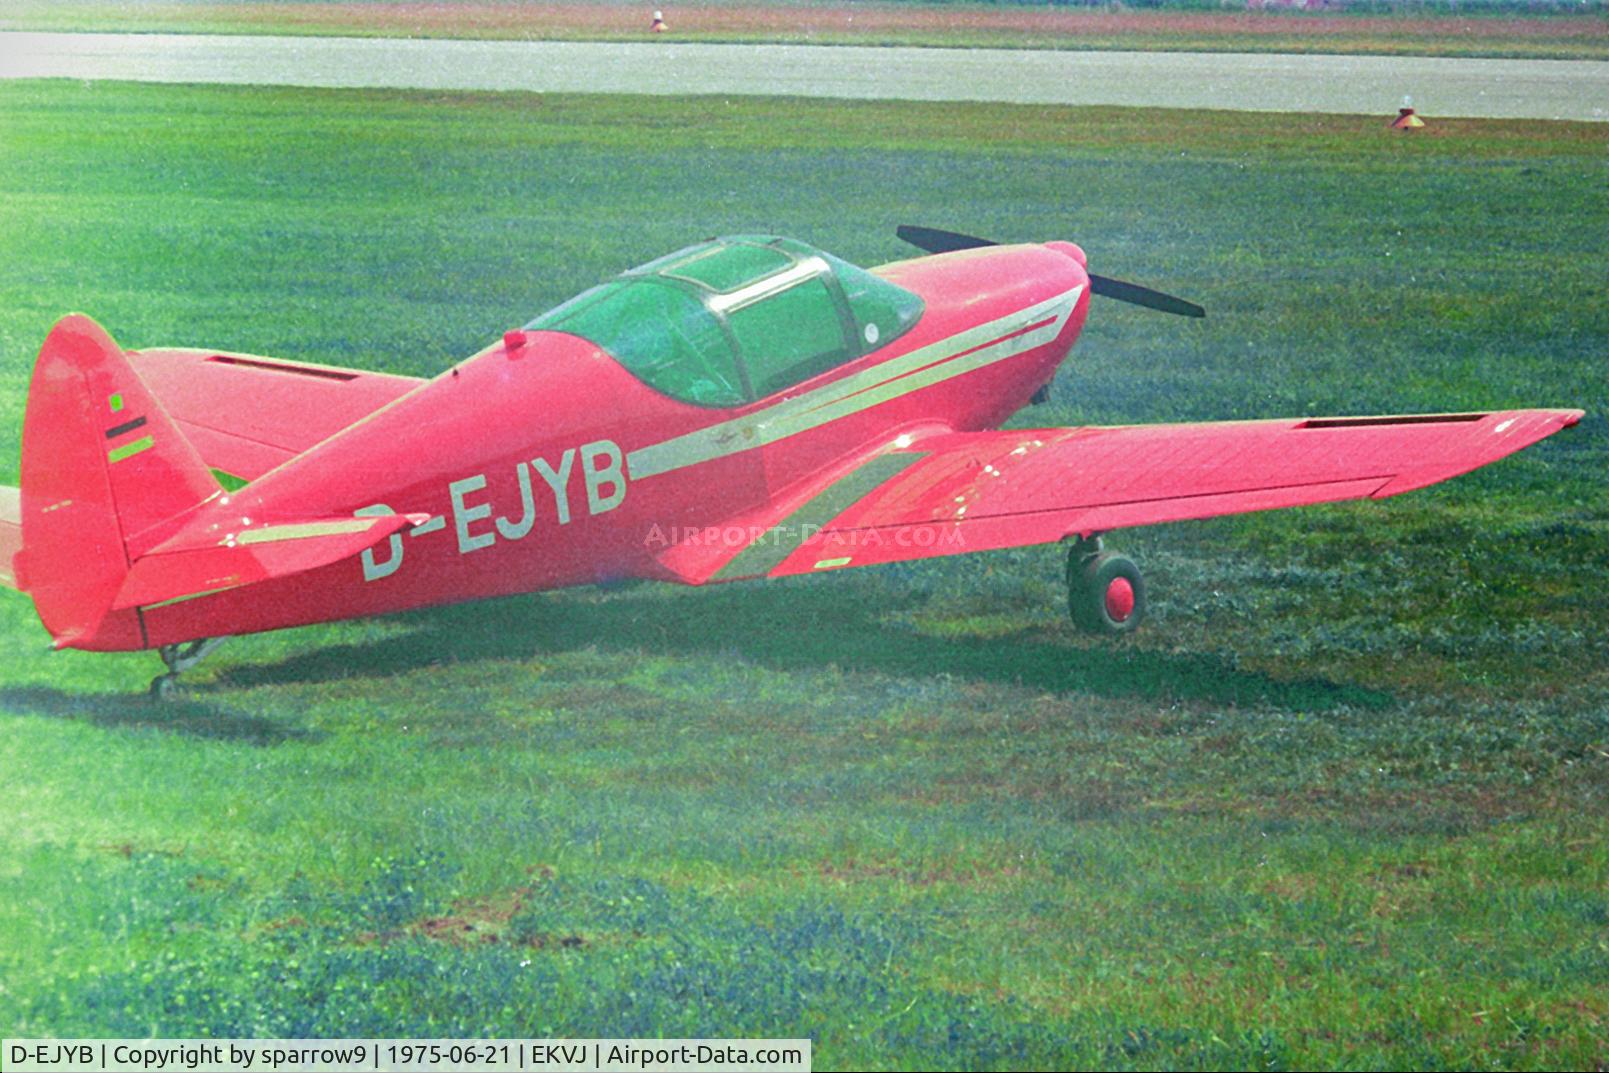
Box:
1068;550;1146;635
149;675;177;701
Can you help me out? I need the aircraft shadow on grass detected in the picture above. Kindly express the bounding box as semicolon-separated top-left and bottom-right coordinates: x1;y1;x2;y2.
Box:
215;582;1391;713
0;685;319;746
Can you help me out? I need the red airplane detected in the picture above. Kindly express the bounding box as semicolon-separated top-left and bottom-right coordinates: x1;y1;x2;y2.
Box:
0;227;1582;697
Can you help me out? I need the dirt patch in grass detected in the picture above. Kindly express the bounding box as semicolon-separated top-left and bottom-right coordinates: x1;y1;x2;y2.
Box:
411;887;531;946
370;868;591;949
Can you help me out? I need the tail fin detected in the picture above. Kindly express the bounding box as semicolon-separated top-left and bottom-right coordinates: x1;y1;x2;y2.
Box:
17;314;222;649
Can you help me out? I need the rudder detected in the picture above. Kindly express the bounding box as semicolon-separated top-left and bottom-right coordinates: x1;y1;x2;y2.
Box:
18;314;221;649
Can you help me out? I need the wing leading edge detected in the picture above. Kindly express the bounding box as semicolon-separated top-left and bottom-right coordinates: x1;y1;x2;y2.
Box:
682;409;1580;581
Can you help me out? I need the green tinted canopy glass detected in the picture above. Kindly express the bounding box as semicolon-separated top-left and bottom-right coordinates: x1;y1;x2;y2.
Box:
820;250;925;351
661;243;792;293
527;236;925;408
727;276;850;399
527;279;745;407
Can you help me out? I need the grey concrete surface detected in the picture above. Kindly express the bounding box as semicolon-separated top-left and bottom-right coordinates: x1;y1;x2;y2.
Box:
1;31;1605;120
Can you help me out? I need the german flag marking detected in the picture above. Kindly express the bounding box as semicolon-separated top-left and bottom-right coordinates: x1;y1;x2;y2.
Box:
108;436;154;464
105;415;148;440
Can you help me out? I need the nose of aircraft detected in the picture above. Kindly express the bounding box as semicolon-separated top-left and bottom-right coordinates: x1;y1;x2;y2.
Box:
895;224;1205;319
1045;240;1088;268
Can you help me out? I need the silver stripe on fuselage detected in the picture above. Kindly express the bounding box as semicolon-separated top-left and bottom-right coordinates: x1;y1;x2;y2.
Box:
626;284;1082;480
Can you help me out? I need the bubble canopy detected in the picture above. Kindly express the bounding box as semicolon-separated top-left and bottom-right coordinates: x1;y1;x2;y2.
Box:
526;236;925;407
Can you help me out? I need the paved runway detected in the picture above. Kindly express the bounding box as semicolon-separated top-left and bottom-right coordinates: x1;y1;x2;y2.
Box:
2;31;1605;120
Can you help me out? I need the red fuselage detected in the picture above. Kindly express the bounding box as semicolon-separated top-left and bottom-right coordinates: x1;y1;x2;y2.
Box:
125;242;1092;649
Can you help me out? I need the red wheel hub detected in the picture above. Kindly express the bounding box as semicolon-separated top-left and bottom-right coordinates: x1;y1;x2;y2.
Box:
1104;576;1135;622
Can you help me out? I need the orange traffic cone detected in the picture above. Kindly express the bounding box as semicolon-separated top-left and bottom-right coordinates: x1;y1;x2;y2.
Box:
1391;104;1425;130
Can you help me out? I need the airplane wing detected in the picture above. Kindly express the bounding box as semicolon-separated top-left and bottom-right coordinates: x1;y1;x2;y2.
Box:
127;348;425;482
663;409;1581;583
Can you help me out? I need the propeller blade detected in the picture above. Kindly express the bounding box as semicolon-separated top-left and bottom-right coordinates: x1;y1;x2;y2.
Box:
896;224;1206;318
1089;274;1206;319
895;224;996;254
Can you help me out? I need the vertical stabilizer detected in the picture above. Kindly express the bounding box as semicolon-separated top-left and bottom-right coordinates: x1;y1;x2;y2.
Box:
19;314;221;649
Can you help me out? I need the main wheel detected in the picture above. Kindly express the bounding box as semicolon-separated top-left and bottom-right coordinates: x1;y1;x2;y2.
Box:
149;674;179;701
1068;550;1146;635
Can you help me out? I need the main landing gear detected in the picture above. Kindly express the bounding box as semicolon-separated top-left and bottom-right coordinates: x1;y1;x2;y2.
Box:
149;637;228;700
1066;536;1146;635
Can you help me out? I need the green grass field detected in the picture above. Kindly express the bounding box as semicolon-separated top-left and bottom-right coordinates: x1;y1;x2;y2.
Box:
1;81;1606;1067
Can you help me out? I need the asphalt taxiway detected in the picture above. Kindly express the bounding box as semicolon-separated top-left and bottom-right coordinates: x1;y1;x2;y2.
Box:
2;31;1605;120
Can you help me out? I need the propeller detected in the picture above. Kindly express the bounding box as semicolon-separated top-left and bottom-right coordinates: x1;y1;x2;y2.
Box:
895;224;1206;319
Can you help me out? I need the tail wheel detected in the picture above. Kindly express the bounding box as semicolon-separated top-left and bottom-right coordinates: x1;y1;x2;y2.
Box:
1068;548;1146;635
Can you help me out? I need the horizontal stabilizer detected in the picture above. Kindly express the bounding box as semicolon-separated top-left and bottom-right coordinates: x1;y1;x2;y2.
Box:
112;511;426;611
12;314;427;649
127;347;424;482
